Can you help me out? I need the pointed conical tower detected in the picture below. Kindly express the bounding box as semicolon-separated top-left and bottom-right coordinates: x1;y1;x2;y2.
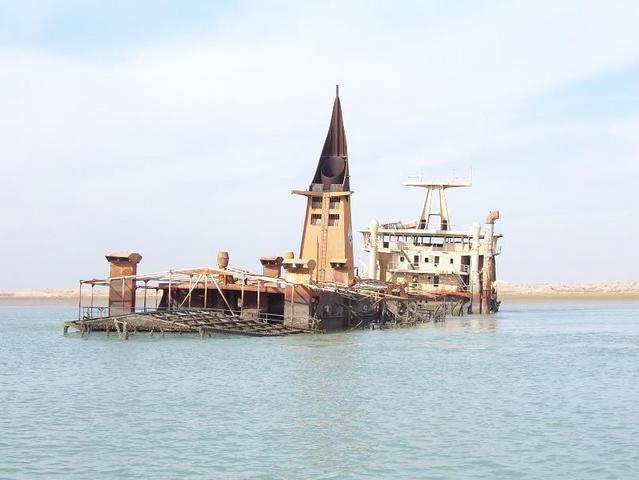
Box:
292;86;354;285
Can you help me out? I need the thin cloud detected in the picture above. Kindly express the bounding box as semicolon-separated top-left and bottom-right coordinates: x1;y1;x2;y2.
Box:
1;1;638;286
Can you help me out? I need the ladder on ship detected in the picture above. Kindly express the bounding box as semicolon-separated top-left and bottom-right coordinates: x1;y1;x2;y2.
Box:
318;198;330;282
454;273;469;292
400;248;418;270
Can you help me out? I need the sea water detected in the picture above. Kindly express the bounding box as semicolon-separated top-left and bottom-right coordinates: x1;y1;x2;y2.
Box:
1;299;638;479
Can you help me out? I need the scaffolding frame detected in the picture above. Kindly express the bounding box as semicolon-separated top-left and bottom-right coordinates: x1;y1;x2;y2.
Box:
77;265;450;322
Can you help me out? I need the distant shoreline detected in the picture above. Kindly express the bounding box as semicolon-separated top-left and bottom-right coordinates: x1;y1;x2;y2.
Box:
495;281;639;299
1;283;638;302
499;292;639;299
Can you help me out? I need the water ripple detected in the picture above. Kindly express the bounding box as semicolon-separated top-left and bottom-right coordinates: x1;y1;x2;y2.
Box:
0;301;638;478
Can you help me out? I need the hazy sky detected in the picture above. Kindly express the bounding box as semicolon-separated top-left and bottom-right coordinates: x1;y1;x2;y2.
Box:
1;0;638;288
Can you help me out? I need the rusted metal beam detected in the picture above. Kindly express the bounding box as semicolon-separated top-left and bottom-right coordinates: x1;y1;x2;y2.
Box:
210;275;237;316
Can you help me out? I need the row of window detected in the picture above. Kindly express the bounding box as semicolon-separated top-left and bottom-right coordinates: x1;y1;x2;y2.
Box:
413;275;440;284
311;198;341;210
310;213;340;226
399;255;455;265
381;235;471;245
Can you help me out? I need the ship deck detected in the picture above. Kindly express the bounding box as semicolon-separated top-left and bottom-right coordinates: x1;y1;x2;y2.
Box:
64;309;310;339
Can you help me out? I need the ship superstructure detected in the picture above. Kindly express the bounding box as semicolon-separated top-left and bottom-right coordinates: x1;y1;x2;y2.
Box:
291;85;354;286
361;180;502;313
64;87;451;339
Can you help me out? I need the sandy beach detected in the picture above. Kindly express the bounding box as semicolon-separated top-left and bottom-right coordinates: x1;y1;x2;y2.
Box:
496;281;639;299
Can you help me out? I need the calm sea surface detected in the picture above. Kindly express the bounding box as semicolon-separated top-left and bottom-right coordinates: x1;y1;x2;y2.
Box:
1;299;638;479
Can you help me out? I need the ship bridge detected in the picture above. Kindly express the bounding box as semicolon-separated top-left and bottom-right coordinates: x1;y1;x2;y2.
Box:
360;179;502;314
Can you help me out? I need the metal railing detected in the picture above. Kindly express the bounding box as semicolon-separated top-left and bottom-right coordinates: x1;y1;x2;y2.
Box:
388;263;468;274
81;305;286;324
82;306;110;320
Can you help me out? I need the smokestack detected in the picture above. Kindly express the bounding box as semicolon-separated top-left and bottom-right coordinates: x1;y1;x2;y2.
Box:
482;210;500;313
260;256;283;278
105;252;142;316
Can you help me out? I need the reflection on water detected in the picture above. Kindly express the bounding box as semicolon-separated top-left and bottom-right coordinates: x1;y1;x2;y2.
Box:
1;300;638;479
418;315;498;333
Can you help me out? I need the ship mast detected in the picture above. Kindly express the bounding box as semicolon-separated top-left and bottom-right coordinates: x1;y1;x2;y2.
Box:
403;181;471;231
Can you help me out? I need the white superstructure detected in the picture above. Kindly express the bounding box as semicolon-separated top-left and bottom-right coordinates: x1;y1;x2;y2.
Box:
360;180;502;313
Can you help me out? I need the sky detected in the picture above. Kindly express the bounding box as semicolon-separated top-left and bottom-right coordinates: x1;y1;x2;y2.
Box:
1;0;638;289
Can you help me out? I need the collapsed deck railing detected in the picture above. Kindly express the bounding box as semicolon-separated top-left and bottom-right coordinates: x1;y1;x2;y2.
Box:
76;265;458;330
77;266;296;321
80;305;287;324
66;308;309;339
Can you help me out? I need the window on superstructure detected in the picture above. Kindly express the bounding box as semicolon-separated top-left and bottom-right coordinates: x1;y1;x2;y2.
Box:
400;257;404;262
413;255;419;264
311;198;322;209
329;198;340;210
450;258;454;264
311;214;322;225
424;257;429;263
328;214;340;226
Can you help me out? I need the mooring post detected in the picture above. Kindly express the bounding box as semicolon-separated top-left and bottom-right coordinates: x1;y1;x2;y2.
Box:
256;279;261;319
143;280;148;312
78;281;82;321
168;270;172;311
290;283;295;325
240;275;245;317
205;274;210;308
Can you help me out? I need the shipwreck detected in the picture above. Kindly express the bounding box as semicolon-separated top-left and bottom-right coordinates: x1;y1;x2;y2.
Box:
64;87;491;339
